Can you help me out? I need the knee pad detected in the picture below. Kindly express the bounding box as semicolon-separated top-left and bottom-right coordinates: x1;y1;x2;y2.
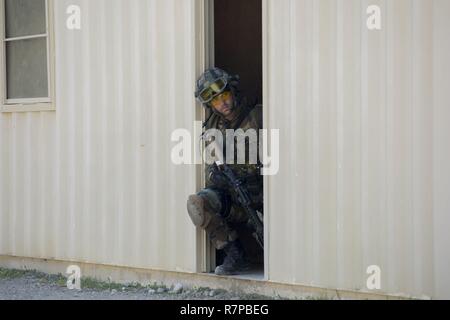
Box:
187;188;231;227
187;195;211;228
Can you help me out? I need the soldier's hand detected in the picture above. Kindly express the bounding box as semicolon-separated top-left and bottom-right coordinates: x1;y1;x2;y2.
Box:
207;166;229;188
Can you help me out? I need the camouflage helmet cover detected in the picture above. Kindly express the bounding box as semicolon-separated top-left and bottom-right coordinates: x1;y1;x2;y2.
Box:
195;68;239;108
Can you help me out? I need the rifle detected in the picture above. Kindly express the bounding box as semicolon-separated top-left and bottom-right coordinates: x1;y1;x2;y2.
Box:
214;160;264;250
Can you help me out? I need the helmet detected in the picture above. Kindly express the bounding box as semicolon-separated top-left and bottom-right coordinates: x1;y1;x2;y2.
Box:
195;68;240;108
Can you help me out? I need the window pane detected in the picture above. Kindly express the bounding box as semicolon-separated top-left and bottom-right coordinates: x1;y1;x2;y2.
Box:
5;0;46;38
6;38;48;99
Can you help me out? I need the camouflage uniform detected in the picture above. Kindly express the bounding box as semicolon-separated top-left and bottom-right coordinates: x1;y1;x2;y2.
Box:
188;99;263;250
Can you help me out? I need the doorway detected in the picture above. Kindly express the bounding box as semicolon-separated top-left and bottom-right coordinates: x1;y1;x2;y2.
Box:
206;0;264;279
214;0;263;106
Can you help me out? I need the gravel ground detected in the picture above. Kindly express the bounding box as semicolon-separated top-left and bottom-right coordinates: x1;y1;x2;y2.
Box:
0;268;276;300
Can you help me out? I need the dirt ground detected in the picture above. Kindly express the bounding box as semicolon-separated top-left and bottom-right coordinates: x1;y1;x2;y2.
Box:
0;268;279;300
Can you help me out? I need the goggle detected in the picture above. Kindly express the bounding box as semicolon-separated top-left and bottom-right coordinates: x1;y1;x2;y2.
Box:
210;91;232;107
197;78;227;104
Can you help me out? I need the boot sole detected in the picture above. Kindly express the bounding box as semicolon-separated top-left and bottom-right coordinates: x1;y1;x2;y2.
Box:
214;263;252;276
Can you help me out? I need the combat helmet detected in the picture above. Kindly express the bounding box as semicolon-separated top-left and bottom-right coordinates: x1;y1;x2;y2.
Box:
195;67;240;109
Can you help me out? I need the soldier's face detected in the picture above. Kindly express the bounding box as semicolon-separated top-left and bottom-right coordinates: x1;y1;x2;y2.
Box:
210;91;234;117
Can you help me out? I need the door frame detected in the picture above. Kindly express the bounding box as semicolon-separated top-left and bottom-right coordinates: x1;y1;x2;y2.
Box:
194;0;216;274
195;0;269;281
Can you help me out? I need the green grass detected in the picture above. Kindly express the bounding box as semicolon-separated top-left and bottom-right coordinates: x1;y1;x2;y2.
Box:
0;268;31;279
0;268;58;281
0;267;316;299
0;267;171;292
240;292;276;300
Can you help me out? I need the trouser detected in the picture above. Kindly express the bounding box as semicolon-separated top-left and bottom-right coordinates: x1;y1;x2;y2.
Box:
188;185;263;250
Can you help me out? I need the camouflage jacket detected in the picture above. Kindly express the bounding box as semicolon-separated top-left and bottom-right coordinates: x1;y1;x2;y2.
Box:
203;99;263;191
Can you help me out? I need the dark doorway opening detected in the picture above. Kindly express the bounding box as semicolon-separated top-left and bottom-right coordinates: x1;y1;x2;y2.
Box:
214;0;263;106
212;0;264;278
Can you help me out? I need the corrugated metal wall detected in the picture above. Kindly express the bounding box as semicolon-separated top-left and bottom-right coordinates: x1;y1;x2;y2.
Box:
0;0;200;273
1;0;449;300
432;0;450;301
265;0;450;298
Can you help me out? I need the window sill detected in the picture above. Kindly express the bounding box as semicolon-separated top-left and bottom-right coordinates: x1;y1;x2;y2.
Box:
1;103;55;113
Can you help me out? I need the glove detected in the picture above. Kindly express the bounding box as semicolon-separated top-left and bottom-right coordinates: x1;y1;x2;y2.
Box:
206;165;229;189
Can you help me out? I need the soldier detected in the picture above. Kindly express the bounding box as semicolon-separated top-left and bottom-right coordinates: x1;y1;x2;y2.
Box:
187;68;263;276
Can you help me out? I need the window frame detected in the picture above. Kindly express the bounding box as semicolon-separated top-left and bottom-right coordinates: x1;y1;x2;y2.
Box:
0;0;55;113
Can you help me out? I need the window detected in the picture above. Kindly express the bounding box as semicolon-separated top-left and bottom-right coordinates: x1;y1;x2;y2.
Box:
1;0;55;112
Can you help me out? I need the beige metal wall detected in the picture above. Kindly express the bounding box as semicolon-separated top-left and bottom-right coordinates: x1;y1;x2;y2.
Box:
1;0;449;300
0;0;201;273
432;0;450;301
264;0;450;298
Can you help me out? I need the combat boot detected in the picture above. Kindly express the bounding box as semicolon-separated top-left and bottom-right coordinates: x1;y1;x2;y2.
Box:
215;240;251;276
